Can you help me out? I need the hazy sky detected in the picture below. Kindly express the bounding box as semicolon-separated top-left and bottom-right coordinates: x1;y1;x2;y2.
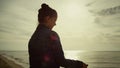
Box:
0;0;120;51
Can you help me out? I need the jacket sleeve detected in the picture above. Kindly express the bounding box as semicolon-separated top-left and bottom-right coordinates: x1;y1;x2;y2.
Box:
49;31;83;68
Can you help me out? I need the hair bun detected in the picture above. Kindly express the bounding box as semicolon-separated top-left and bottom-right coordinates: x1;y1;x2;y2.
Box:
41;3;49;9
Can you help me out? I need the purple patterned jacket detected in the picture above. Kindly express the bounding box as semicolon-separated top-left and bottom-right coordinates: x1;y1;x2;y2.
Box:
28;24;83;68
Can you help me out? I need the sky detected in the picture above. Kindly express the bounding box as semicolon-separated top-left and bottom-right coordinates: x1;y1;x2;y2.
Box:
0;0;120;51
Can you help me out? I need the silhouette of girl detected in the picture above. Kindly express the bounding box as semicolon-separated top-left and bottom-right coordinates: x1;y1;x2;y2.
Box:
28;3;88;68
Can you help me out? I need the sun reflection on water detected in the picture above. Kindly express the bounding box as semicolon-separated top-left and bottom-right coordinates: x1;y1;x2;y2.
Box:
64;50;85;60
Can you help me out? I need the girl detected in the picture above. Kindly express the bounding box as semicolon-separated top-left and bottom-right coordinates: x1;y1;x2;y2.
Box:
28;3;88;68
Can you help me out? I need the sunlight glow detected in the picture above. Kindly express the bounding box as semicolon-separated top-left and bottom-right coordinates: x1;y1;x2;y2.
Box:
64;2;89;19
65;3;80;18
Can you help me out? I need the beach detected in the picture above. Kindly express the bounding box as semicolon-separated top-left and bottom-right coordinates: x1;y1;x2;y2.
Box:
0;55;24;68
0;51;120;68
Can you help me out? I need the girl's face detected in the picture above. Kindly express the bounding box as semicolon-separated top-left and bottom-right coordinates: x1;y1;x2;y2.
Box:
45;16;57;29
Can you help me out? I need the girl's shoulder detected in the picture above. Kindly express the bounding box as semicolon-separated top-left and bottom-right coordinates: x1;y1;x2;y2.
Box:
49;31;59;41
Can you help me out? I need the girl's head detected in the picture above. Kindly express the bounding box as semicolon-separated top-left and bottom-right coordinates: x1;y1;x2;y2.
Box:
38;3;57;29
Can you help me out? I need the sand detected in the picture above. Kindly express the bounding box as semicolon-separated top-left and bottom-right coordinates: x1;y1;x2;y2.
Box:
0;55;24;68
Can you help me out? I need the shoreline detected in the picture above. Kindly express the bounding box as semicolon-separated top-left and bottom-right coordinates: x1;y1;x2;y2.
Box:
0;55;24;68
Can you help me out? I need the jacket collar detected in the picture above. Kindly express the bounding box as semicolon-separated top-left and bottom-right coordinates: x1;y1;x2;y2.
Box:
37;24;50;30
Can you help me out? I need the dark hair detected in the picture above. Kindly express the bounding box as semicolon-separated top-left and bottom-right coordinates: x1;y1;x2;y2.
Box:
38;3;57;23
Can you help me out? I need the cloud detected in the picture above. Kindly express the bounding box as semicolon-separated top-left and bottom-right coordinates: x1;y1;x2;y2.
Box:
96;5;120;16
86;0;120;50
0;0;37;38
93;14;120;42
0;0;120;51
86;1;96;7
0;0;37;51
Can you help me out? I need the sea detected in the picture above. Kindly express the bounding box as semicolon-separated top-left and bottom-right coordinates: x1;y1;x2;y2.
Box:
0;51;120;68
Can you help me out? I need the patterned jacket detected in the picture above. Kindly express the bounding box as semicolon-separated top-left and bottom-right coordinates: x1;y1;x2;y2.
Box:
28;24;83;68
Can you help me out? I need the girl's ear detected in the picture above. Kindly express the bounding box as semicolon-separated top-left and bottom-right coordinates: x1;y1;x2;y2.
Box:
45;16;50;22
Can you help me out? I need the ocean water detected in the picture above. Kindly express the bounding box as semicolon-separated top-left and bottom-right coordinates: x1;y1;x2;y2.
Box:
0;51;120;68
